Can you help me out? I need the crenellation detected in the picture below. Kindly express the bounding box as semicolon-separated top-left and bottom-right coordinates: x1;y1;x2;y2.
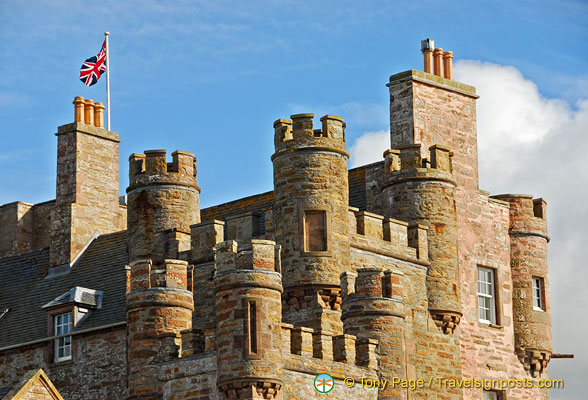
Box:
1;42;558;400
191;219;225;264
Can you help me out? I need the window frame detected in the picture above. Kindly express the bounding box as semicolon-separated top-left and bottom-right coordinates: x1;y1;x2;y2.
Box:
477;266;497;325
54;312;73;362
532;277;544;311
303;209;328;252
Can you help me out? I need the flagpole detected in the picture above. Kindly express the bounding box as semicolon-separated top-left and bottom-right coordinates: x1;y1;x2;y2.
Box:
104;31;111;131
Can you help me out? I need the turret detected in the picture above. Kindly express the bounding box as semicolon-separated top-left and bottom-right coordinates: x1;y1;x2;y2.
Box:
381;144;461;334
127;149;200;263
125;149;199;399
214;239;283;400
341;268;405;399
272;114;350;332
491;194;552;377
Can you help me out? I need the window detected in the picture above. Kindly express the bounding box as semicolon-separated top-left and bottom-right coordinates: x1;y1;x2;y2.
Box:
482;391;498;400
54;312;72;362
532;277;544;311
304;210;327;252
477;267;497;324
248;301;257;354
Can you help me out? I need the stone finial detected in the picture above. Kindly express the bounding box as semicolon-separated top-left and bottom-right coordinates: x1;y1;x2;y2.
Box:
84;99;95;125
73;96;85;123
443;51;453;80
94;102;105;128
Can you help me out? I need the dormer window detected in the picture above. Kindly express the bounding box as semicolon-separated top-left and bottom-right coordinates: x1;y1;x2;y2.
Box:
41;286;103;363
54;312;73;362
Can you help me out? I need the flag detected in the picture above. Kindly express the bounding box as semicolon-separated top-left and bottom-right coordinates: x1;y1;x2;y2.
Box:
80;40;107;87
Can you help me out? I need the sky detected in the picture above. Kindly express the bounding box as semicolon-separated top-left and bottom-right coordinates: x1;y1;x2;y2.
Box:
0;0;586;398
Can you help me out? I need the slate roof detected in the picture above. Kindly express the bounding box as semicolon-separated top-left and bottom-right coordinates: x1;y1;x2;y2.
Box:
0;231;127;349
0;164;372;351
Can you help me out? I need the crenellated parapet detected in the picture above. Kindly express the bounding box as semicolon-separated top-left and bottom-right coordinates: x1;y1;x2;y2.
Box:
279;323;379;370
214;239;283;400
273;114;347;157
128;149;199;191
127;149;201;264
491;194;552;377
349;207;429;263
381;143;462;334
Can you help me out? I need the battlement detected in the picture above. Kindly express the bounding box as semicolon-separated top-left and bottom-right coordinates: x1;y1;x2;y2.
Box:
348;208;429;263
72;96;106;128
490;194;548;237
128;149;199;191
272;114;348;156
341;268;404;300
214;239;281;275
384;143;453;177
280;323;378;369
341;268;405;320
127;258;190;291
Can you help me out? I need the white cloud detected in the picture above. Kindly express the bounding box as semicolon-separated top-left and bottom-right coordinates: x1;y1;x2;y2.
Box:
349;61;588;399
349;130;388;167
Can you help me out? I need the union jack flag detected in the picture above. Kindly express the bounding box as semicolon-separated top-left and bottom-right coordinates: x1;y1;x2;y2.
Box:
80;40;107;87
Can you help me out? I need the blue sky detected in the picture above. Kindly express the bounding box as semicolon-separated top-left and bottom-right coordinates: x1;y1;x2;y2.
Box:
1;0;586;207
1;1;587;398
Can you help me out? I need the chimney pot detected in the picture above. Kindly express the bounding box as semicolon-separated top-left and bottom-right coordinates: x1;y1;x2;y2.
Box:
73;96;85;123
84;99;95;125
443;51;454;80
433;48;444;77
94;102;105;128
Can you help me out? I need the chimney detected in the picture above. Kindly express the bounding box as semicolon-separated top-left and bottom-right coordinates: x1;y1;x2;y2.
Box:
443;51;453;80
50;97;124;267
421;39;434;74
433;48;444;77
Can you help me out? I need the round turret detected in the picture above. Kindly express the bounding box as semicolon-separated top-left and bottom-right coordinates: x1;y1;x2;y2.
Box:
127;149;201;264
271;114;350;330
125;149;198;399
341;268;405;399
214;239;283;399
491;194;552;377
381;144;461;334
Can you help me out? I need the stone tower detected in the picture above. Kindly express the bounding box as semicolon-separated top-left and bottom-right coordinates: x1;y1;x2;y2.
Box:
381;144;461;333
125;149;200;399
341;268;406;399
214;239;283;400
272;114;350;332
491;194;552;377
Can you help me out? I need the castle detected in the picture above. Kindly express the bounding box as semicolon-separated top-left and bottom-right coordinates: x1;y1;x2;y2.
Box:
0;41;556;399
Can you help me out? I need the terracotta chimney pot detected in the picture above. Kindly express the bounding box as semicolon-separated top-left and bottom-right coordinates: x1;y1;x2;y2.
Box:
433;48;444;77
84;99;95;125
94;102;105;128
73;96;85;123
443;51;454;80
